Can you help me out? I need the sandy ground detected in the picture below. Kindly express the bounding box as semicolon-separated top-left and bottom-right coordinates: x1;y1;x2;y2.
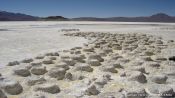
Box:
0;21;175;67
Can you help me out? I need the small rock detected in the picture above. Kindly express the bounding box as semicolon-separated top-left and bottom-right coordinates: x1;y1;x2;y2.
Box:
155;56;167;61
87;59;101;66
79;54;86;59
88;54;104;62
6;61;19;66
128;71;147;83
126;88;147;98
150;74;168;84
123;47;133;51
30;61;42;66
94;76;109;88
73;46;82;49
54;62;69;70
21;64;33;70
140;56;153;61
103;74;111;80
118;88;124;92
3;81;23;95
14;67;31;77
21;58;33;63
143;51;155;56
35;55;45;59
74;50;81;54
98;51;107;57
45;52;53;56
113;46;122;50
100;65;118;73
71;55;85;62
26;76;46;86
60;55;70;59
49;56;57;60
65;72;73;80
83;47;94;52
120;72;126;77
147;85;174;97
117;58;130;64
109;61;123;68
62;50;70;53
103;48;113;54
75;63;93;72
45;52;59;56
42;59;54;64
156;40;163;44
111;55;123;60
34;84;60;94
61;58;76;66
85;84;99;95
52;52;59;56
148;62;160;67
31;66;47;75
48;68;66;80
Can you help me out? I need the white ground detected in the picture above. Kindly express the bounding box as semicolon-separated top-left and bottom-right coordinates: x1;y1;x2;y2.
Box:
0;21;175;67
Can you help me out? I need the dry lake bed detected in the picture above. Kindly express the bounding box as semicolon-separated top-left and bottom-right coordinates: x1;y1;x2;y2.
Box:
0;21;175;67
0;21;175;98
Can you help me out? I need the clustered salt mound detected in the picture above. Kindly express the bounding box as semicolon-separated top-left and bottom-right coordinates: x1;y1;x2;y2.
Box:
0;32;175;98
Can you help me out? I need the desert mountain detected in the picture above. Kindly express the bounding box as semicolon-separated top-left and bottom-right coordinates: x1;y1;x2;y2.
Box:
72;13;175;22
0;11;39;21
0;11;175;22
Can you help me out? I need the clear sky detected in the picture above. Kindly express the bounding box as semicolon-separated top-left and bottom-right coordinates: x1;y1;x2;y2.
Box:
0;0;175;18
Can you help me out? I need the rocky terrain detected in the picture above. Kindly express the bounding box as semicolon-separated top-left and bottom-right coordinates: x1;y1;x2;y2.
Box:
0;31;175;98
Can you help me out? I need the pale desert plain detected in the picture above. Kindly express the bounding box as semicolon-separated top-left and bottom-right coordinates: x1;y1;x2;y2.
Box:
0;21;175;98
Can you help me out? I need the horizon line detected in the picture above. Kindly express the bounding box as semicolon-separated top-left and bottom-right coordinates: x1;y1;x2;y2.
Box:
1;10;174;18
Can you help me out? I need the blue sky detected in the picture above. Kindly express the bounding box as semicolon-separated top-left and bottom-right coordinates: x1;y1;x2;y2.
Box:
0;0;175;18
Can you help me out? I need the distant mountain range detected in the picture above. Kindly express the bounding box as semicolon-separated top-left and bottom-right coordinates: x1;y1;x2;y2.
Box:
0;10;175;22
0;11;39;21
72;13;175;22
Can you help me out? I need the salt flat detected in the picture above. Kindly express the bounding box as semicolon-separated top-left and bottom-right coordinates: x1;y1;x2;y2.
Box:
0;21;175;67
0;21;175;98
